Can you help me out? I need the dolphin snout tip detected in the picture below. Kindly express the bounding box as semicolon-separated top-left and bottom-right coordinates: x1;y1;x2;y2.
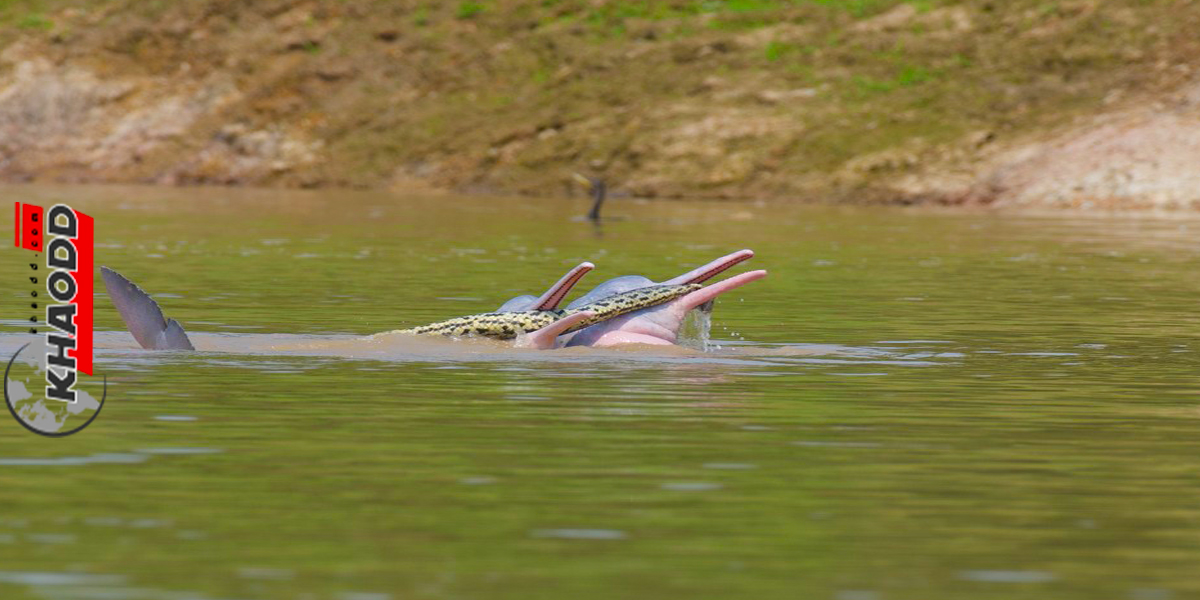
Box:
725;269;767;287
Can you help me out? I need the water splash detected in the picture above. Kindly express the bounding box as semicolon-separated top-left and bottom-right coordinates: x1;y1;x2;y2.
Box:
677;307;714;352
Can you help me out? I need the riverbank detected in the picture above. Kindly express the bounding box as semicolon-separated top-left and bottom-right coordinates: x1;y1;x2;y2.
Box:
2;1;1198;210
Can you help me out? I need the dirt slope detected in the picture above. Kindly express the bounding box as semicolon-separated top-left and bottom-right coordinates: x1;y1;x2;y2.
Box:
1;0;1199;209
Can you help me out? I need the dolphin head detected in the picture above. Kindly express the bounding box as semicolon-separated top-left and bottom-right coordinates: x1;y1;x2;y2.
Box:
560;249;756;345
496;262;594;312
495;295;538;313
564;275;655;309
565;249;753;311
566;270;767;347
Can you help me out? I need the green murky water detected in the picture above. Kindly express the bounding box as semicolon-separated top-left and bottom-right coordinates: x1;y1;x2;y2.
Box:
1;184;1198;600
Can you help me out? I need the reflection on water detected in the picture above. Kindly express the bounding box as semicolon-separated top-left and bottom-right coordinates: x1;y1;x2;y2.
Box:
0;453;148;466
0;184;1198;599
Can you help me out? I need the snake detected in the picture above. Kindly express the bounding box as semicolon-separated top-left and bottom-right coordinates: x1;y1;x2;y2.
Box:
396;283;701;340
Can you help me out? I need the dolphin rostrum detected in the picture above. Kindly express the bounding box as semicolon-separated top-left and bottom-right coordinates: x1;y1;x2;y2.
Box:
495;261;594;312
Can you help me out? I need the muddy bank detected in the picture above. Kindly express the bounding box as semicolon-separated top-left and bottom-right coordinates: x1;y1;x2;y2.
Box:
880;79;1200;211
1;1;1199;210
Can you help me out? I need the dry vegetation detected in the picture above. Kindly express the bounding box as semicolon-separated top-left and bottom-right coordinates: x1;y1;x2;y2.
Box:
1;0;1199;207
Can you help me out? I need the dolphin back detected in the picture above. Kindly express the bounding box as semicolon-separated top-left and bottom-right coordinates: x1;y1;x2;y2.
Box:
565;275;655;309
496;294;538;313
100;267;195;351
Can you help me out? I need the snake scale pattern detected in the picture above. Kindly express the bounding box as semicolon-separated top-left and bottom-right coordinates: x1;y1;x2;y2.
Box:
398;283;701;340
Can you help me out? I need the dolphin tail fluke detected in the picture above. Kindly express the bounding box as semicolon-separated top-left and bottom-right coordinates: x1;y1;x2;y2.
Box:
161;318;193;351
100;266;195;351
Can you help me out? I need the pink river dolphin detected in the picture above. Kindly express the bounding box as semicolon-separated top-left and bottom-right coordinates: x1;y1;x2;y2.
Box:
99;249;765;352
494;249;765;348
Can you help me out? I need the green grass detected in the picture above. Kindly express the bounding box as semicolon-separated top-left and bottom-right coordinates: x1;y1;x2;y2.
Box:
16;12;51;29
412;6;430;26
457;1;486;19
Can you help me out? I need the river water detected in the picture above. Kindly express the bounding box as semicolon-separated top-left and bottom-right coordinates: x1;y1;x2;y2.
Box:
1;185;1198;600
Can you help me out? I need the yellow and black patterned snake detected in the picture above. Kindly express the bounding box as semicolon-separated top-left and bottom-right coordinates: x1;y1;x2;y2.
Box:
397;283;701;340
